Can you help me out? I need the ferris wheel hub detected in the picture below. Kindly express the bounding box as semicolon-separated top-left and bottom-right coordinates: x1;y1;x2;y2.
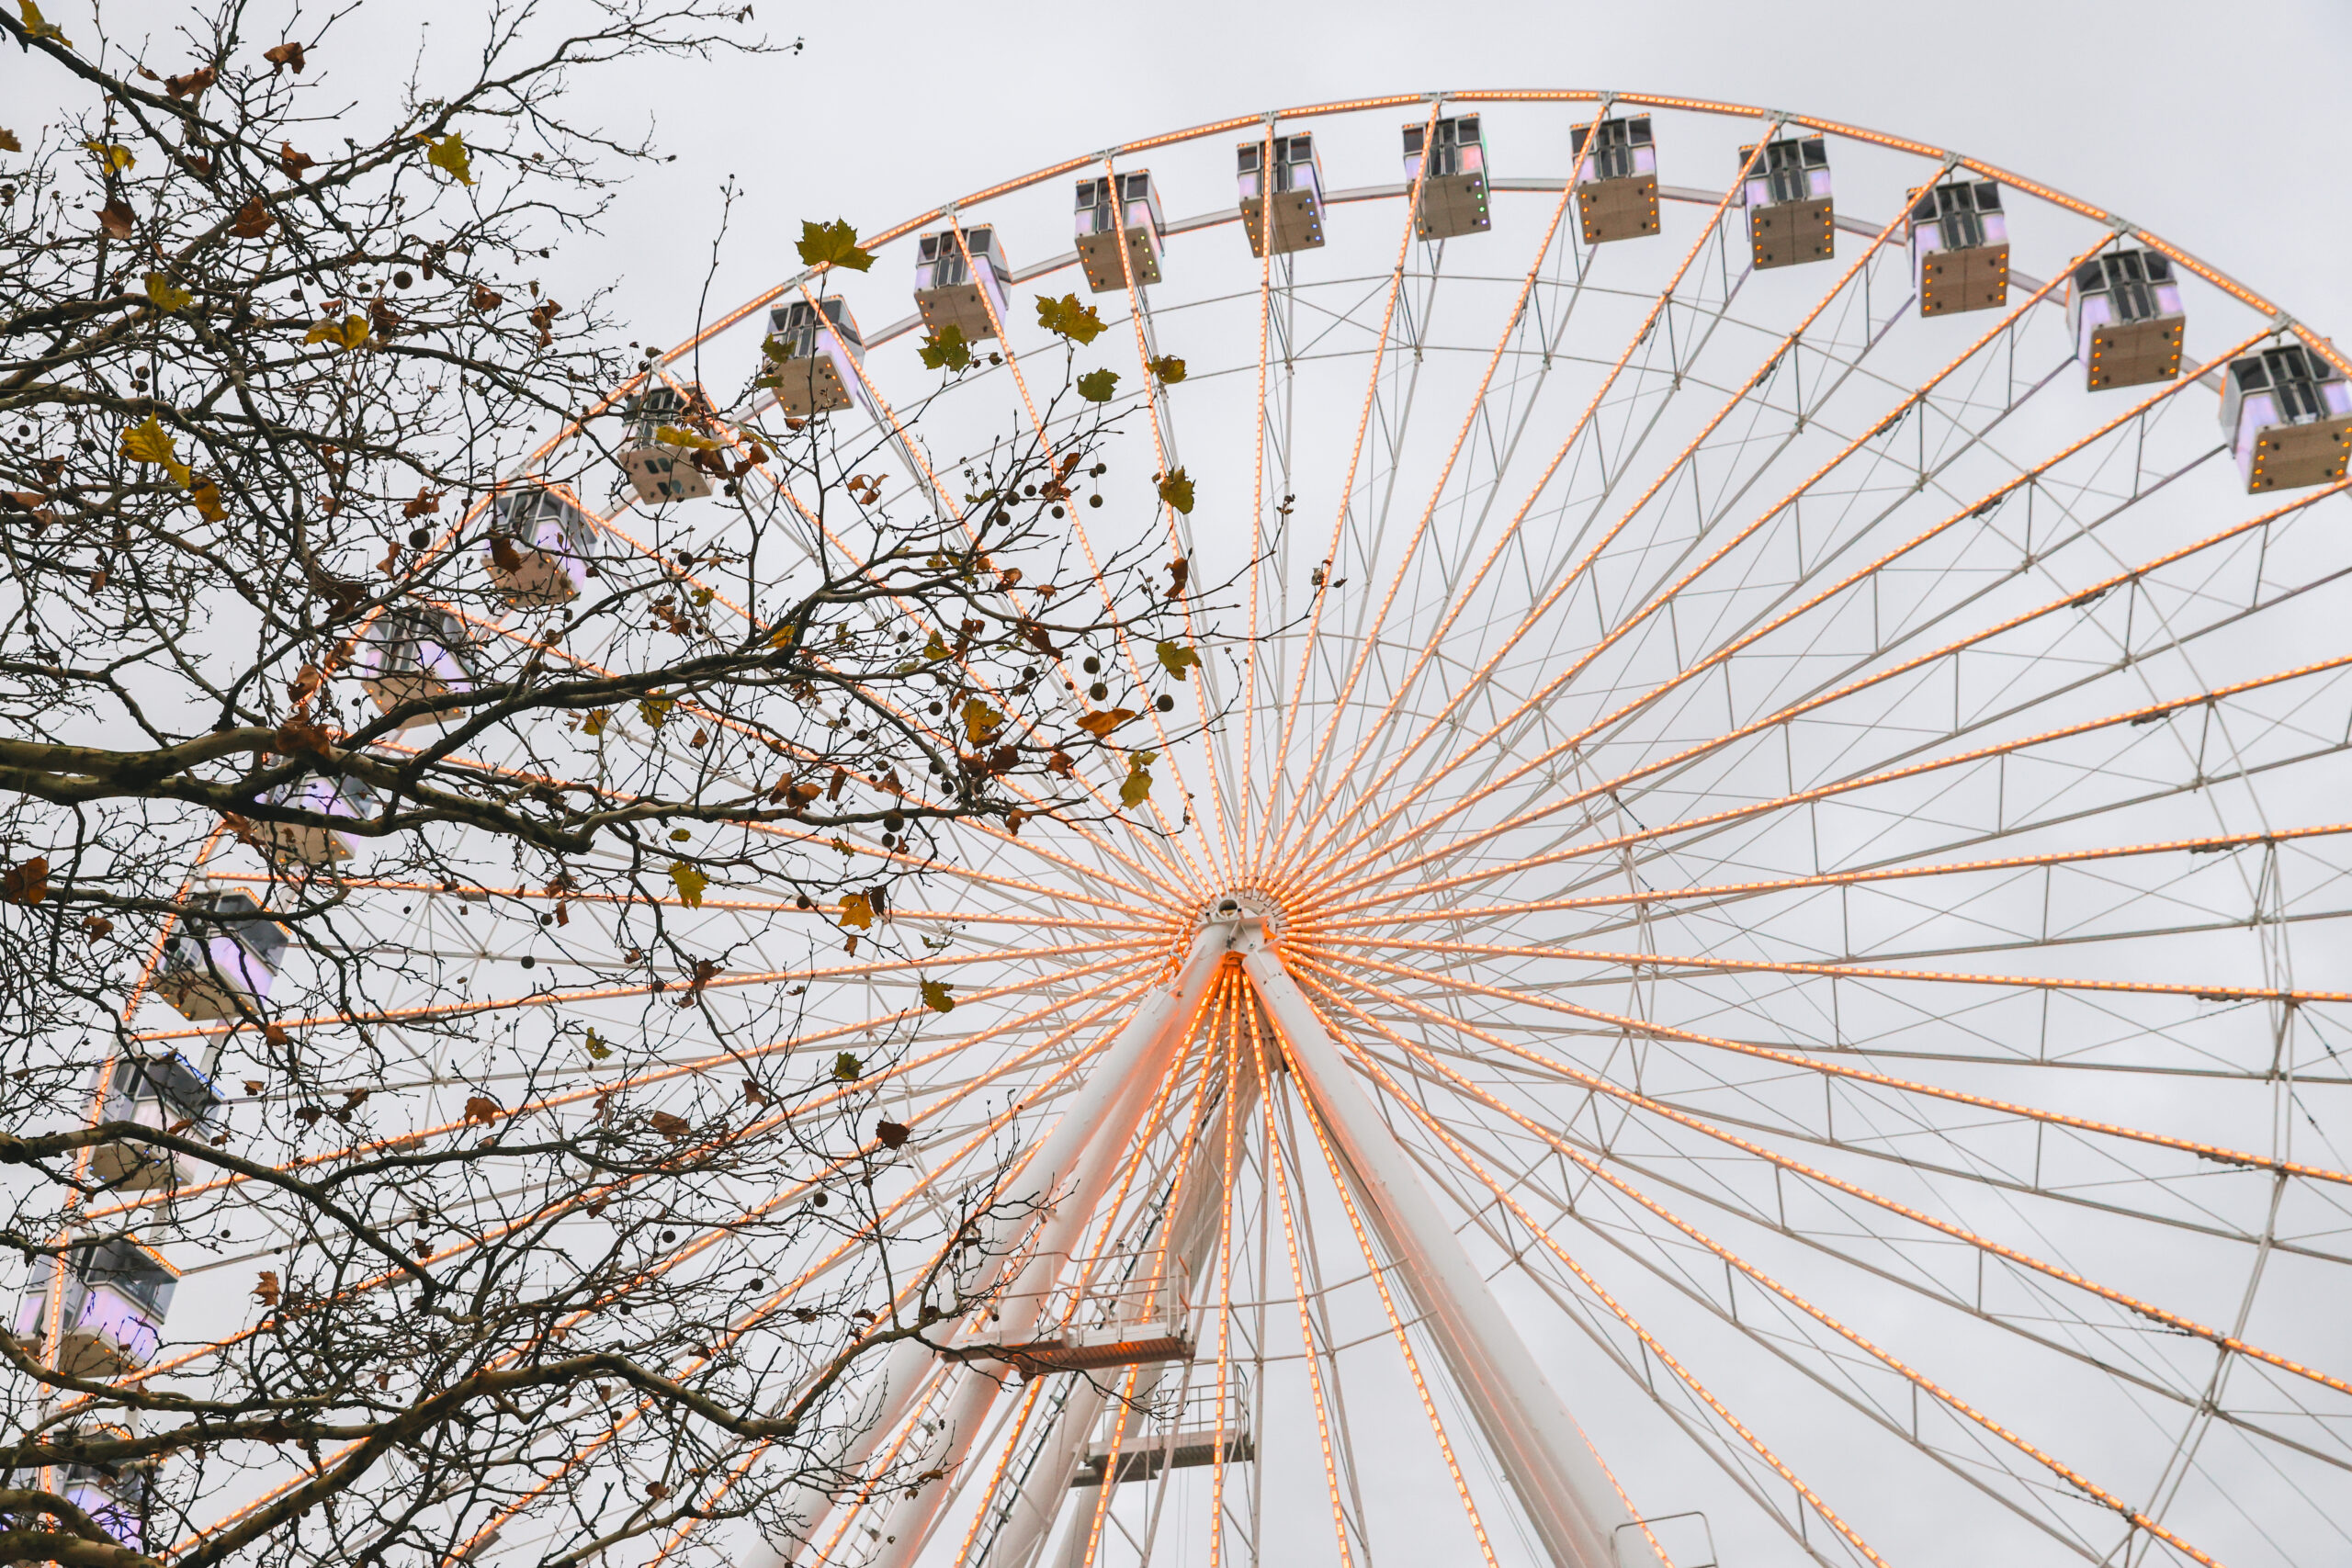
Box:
1203;889;1286;936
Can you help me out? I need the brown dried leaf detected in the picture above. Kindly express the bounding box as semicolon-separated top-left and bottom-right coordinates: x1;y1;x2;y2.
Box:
461;1094;502;1128
96;199;134;240
2;856;49;905
253;1270;281;1307
650;1110;692;1141
263;39;307;73
228;196;274;238
1075;708;1135;739
874;1119;910;1149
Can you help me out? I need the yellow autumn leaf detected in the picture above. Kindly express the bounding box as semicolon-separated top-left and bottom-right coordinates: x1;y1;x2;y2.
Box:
188;477;227;521
655;423;721;451
303;314;369;352
961;697;1003;746
142;271;192;311
639;694;674;728
18;1;68;43
796;218;876;273
84;140;134;174
838;892;875;931
425;132;472;186
919;978;955;1014
766;619;799;649
922;630;950;662
668;859;708;908
1156;641;1200;680
120;415;191;488
1157;468;1194;515
1148;354;1187;384
1120;750;1156;808
669;827;691;841
582;708;610;736
917;323;972;372
1035;293;1106;344
582;1028;613;1061
1075;708;1134;739
1075;367;1118;403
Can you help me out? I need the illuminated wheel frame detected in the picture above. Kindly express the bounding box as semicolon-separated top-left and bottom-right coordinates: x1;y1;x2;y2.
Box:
136;92;2352;1568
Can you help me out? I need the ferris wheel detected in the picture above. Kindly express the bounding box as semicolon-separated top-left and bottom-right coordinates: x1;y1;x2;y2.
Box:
88;91;2352;1568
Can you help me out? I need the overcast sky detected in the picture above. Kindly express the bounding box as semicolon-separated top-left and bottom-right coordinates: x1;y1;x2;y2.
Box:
585;0;2352;366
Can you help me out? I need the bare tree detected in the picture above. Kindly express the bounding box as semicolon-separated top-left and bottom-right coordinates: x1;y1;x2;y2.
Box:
0;3;1197;1562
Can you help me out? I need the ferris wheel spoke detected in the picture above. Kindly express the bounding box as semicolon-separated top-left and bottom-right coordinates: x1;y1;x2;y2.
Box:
1295;974;1892;1567
1317;628;2352;927
1283;965;2243;1568
775;286;1216;900
1317;819;2352;950
144;975;1151;1446
1297;965;2352;1453
1234;123;1282;871
1272;190;1901;878
1273;1012;1508;1568
1308;947;2352;1190
1525;399;2301;857
201;869;1166;935
1272;133;1783;897
1340;931;2351;1008
178;1063;1015;1563
1326;971;2352;1274
128;935;1158;1050
1254;105;1452;876
1294;232;2124;905
92;959;1159;1238
352;719;1188;923
1098;154;1246;882
435;1083;1046;1568
1276;219;1922;884
744;460;1206;905
936;224;1225;895
1260;165;1603;883
1249;1002;1365;1568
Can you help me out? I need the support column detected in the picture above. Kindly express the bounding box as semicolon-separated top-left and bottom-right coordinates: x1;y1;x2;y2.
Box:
780;928;1229;1568
1237;920;1632;1568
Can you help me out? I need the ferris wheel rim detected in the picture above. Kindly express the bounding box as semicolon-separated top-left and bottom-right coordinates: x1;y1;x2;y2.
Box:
97;85;2352;1568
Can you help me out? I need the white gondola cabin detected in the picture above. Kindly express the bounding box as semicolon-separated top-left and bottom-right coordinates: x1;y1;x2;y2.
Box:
1909;178;2009;316
618;385;717;503
763;297;868;417
1572;115;1659;244
10;1239;178;1377
1737;135;1833;270
486;485;599;607
1238;133;1327;258
1076;172;1166;292
2066;249;2184;390
2220;344;2352;492
154;891;289;1022
356;608;479;730
915;226;1013;342
252;773;379;868
91;1054;221;1191
1404;114;1490;241
12;1435;157;1553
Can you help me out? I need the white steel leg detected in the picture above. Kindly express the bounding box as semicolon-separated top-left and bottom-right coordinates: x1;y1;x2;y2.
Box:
755;930;1228;1568
1236;919;1632;1568
842;930;1230;1568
